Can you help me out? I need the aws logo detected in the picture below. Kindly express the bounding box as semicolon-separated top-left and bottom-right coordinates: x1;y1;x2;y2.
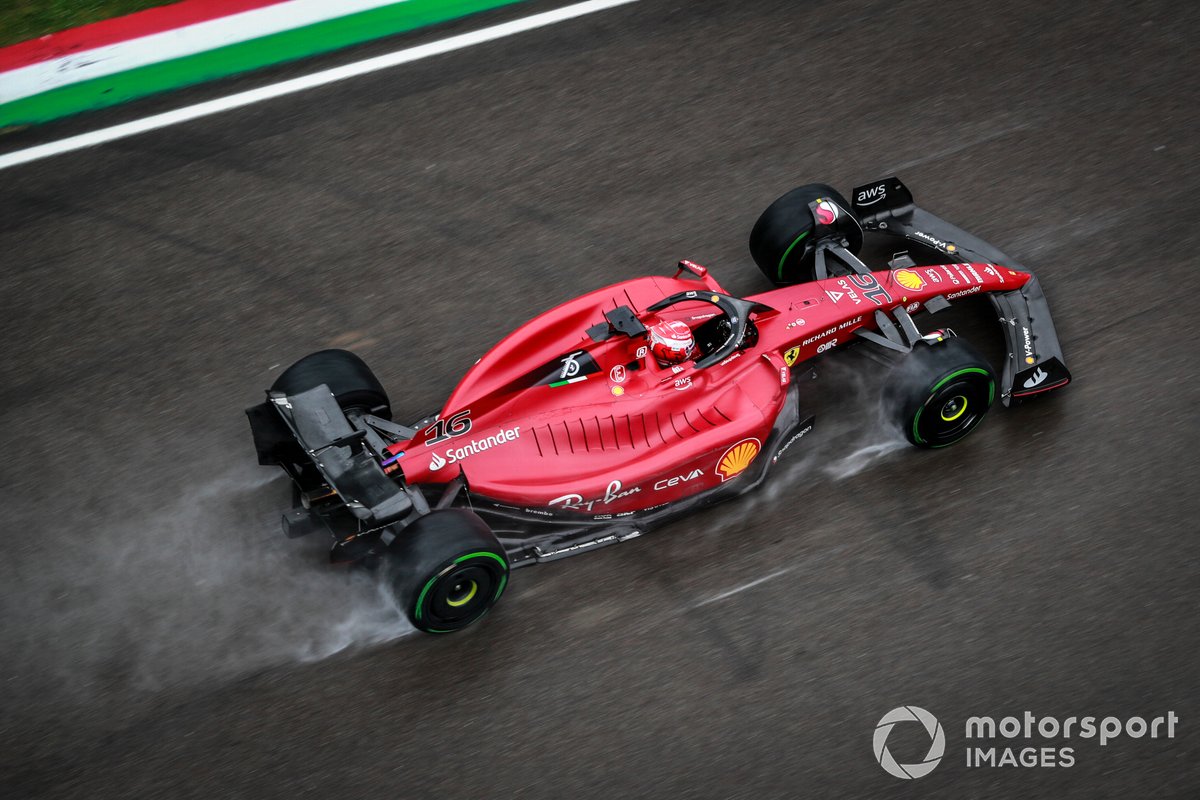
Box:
855;183;888;206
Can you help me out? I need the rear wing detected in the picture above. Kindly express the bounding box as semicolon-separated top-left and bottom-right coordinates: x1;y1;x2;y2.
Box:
851;177;1071;405
247;386;413;525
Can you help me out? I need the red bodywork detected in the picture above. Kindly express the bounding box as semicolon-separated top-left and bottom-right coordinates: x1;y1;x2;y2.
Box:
390;262;1031;515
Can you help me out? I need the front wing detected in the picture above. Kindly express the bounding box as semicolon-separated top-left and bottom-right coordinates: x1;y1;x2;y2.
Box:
851;177;1071;404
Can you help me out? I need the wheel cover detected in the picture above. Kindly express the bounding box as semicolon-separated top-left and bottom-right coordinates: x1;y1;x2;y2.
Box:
445;579;478;607
939;395;968;422
414;551;508;632
913;368;993;447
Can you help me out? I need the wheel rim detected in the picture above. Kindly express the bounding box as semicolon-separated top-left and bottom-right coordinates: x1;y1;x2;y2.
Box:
413;552;508;632
913;369;993;447
939;395;968;422
445;579;478;607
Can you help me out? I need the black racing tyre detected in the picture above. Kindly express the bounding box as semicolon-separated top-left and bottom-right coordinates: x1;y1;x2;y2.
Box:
749;183;863;285
386;510;509;634
885;337;996;449
271;349;391;419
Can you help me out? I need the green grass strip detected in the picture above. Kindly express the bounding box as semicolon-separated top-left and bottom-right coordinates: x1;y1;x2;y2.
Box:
0;0;526;127
0;1;174;49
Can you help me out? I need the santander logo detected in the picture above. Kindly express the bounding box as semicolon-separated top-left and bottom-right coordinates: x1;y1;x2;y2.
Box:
427;427;520;471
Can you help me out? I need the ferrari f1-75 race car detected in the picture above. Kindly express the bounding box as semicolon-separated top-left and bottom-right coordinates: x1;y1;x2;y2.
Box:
247;177;1070;633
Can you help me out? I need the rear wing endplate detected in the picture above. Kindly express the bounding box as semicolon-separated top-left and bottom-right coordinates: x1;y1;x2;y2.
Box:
258;386;413;524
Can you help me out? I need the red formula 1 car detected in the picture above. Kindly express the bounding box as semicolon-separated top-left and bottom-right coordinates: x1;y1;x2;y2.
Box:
247;177;1070;633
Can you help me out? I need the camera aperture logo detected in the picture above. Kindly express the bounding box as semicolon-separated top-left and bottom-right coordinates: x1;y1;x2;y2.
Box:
874;706;945;779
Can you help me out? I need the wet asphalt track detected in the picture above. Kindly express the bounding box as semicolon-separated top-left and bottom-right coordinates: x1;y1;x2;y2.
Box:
2;0;1200;797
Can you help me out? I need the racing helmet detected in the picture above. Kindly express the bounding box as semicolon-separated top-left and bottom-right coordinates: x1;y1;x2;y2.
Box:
647;319;696;365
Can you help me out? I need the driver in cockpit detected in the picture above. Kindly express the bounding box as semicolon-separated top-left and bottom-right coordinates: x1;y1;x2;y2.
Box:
647;319;696;367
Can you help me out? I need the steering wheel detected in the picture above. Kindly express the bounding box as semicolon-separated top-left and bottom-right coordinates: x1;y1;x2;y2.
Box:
646;291;774;369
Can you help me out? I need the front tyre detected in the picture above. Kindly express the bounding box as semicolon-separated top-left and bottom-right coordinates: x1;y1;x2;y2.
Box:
885;337;996;448
386;510;509;634
749;183;862;285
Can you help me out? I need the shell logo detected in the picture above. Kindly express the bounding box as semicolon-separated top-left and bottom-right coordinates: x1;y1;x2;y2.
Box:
716;438;761;482
894;269;925;290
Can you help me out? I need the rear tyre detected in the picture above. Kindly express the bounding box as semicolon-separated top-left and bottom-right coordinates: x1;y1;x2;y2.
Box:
386;510;509;634
271;348;391;419
749;183;862;285
885;337;996;448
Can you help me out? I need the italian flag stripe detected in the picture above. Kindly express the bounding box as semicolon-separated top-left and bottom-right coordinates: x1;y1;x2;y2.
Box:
0;0;292;72
0;0;525;128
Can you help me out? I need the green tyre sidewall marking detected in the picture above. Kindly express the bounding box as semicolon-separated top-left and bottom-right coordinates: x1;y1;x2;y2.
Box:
455;550;509;602
776;231;809;282
912;367;994;447
414;550;508;624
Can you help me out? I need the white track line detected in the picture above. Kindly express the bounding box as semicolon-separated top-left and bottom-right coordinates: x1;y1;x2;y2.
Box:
883;122;1036;173
692;567;796;608
0;0;641;172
